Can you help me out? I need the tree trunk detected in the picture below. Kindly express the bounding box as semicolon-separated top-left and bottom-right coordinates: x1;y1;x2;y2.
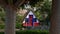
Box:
50;0;60;34
5;7;16;34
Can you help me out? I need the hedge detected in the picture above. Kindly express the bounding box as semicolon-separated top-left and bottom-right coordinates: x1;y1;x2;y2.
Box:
0;30;49;34
0;32;4;34
0;25;5;29
16;30;49;34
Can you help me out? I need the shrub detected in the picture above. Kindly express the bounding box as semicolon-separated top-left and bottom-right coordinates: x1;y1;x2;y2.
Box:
0;32;4;34
0;30;49;34
0;25;5;29
16;30;49;34
16;23;23;29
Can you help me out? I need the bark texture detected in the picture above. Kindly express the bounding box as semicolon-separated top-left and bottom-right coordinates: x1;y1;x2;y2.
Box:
50;0;60;34
5;6;16;34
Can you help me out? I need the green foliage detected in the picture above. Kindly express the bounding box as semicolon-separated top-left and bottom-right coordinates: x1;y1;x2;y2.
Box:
41;0;52;15
34;11;45;22
30;0;44;6
16;15;23;23
41;0;52;25
0;30;49;34
16;23;23;29
16;14;24;29
0;9;5;22
35;0;51;21
0;32;4;34
0;25;5;29
16;30;49;34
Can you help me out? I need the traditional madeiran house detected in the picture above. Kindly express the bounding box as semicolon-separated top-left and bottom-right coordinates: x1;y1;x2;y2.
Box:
22;11;40;27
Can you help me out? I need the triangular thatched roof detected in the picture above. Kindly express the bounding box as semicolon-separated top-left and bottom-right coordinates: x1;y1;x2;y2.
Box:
22;9;40;23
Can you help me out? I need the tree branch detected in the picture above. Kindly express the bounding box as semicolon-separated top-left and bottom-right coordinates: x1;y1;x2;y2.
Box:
0;0;7;7
15;0;25;8
8;0;13;5
18;0;25;7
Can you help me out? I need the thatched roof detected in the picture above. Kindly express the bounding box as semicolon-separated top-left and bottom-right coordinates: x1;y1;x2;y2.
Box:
22;9;40;23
